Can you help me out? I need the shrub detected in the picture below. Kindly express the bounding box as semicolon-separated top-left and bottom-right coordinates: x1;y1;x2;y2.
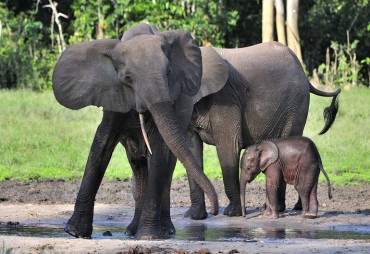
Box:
0;3;57;90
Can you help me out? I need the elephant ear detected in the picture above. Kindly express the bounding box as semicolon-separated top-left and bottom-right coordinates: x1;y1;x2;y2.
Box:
52;39;133;113
121;23;159;41
160;30;202;100
258;141;279;172
194;46;229;103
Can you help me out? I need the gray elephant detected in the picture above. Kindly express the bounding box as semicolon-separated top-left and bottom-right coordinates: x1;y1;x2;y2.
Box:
184;42;340;219
52;23;221;240
240;136;332;219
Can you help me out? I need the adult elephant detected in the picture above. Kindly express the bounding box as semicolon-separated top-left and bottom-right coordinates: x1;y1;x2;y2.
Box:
52;24;221;240
185;42;341;219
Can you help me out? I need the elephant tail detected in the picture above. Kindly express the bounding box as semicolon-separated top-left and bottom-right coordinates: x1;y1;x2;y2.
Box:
309;83;341;135
318;158;333;200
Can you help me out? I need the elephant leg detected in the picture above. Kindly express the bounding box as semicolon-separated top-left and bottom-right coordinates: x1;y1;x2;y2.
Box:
135;131;174;239
217;145;242;217
304;184;319;219
263;191;272;215
184;132;208;220
265;181;279;219
125;156;147;236
160;153;177;235
295;185;310;218
277;180;287;212
65;112;121;238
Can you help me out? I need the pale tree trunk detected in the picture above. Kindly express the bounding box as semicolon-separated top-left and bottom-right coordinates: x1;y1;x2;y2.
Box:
274;0;286;45
96;5;104;39
286;0;303;65
42;1;68;54
262;0;274;42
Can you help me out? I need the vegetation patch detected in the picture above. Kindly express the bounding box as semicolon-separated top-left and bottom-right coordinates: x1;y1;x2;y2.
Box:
0;88;368;185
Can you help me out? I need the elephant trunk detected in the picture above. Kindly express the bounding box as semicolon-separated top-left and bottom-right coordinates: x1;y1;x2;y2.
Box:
149;101;218;215
240;174;248;217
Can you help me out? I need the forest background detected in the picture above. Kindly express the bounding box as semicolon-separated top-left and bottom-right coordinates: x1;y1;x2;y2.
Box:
0;0;369;184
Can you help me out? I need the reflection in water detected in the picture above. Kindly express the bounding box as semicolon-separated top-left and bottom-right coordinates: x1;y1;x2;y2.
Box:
1;224;370;241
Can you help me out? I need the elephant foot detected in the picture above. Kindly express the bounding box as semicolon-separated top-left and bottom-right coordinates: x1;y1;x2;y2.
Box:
263;210;278;219
262;202;286;212
184;205;208;220
223;203;242;217
64;212;93;239
128;221;175;238
161;216;175;235
125;219;139;236
135;225;169;240
302;212;317;219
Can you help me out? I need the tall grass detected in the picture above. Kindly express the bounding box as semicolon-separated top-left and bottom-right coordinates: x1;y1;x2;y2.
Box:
0;87;369;184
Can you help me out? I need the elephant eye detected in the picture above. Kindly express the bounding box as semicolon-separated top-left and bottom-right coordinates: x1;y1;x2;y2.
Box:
125;75;133;85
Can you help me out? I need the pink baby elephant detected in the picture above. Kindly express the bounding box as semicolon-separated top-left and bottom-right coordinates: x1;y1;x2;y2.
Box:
240;136;332;219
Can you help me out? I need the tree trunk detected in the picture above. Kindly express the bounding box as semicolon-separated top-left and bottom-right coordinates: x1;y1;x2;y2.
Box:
286;0;303;65
274;0;286;45
96;5;104;39
262;0;274;42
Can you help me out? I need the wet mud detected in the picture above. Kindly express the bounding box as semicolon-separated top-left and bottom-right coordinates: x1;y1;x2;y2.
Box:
0;179;370;253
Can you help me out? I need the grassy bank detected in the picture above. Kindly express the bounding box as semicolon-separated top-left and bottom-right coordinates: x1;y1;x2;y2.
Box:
0;87;369;185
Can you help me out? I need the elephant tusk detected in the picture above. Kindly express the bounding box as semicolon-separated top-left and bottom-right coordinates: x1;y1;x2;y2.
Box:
139;113;153;155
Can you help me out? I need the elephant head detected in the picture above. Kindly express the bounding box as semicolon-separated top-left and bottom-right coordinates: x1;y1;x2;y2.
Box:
240;141;278;216
52;23;226;215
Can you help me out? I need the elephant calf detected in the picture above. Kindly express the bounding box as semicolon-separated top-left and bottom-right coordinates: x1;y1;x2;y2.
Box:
240;136;332;219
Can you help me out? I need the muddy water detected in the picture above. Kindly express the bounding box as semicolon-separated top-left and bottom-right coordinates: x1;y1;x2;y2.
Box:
1;223;370;241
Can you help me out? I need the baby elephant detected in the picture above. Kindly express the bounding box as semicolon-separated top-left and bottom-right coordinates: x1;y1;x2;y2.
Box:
240;136;332;219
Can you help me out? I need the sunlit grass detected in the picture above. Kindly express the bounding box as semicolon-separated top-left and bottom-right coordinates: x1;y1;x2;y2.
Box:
0;90;130;181
0;86;369;185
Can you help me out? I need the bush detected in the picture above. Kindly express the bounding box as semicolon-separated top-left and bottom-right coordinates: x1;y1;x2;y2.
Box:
0;3;57;90
314;32;364;89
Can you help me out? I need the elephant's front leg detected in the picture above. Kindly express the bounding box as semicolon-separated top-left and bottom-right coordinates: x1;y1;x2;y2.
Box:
264;168;284;219
135;132;176;239
185;132;208;220
265;183;279;219
125;156;147;236
65;112;121;238
160;153;177;235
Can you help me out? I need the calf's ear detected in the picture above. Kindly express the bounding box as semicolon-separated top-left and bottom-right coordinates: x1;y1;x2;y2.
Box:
258;141;279;172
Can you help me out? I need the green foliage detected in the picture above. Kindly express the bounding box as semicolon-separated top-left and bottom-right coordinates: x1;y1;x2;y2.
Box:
316;35;363;88
301;0;370;78
0;3;57;90
69;0;239;47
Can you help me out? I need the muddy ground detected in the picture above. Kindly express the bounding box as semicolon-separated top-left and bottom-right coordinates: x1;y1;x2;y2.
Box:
0;179;370;254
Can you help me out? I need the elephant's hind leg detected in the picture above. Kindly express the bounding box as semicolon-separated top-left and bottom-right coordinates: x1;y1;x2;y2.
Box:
303;184;319;219
216;145;242;217
185;132;208;220
296;185;316;219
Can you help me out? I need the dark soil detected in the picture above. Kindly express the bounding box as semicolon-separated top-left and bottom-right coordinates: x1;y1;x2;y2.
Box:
0;178;369;214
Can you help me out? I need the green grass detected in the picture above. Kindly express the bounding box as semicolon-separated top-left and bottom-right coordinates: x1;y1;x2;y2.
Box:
303;86;370;185
0;87;369;185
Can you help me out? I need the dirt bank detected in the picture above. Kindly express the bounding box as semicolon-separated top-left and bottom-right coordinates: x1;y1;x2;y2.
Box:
0;179;370;253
